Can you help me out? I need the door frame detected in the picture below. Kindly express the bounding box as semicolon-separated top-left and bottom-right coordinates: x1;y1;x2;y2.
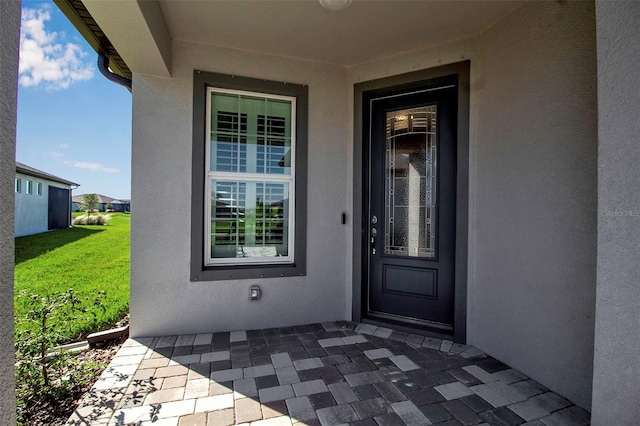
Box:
352;61;470;343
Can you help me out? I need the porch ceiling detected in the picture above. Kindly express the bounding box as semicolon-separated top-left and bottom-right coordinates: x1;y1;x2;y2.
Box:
78;0;525;78
159;0;524;66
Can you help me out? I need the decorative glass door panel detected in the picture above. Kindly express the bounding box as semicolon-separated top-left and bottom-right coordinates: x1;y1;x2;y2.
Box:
385;106;437;258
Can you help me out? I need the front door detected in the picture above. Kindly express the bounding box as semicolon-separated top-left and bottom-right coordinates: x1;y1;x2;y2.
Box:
366;81;457;332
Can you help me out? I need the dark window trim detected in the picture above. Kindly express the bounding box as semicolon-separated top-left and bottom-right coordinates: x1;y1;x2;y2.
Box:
191;71;308;281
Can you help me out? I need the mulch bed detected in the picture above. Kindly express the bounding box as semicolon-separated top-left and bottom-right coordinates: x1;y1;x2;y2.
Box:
19;316;129;425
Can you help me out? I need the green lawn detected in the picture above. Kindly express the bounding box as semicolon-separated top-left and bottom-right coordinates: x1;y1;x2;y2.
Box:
14;213;130;344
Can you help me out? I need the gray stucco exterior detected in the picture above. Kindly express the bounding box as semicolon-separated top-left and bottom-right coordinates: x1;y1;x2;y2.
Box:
592;1;640;424
39;0;640;422
123;0;599;410
130;43;349;336
349;1;597;409
471;1;597;409
0;1;20;424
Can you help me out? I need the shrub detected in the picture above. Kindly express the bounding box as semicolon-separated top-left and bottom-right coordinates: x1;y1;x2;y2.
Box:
15;289;106;424
15;213;130;343
73;214;111;226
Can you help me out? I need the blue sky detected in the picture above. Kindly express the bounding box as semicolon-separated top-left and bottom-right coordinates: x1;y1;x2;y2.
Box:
17;1;132;199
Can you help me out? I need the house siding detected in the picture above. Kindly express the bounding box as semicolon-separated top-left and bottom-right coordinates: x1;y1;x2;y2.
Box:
0;0;20;424
130;41;349;336
349;0;597;409
14;175;71;237
592;1;640;424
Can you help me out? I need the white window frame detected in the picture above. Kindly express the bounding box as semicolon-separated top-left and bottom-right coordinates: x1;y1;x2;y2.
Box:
25;180;32;195
15;178;21;193
36;182;42;196
204;87;297;266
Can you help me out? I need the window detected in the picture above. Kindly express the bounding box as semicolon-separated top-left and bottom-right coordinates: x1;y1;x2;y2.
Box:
15;178;21;193
207;89;295;265
36;182;42;195
191;71;308;281
25;180;32;195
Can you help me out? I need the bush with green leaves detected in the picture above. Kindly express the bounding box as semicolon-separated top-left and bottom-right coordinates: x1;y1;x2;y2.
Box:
15;289;106;424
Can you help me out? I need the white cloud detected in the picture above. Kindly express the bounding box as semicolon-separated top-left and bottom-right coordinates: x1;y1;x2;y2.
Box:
19;7;94;90
65;161;119;173
58;143;69;149
49;152;65;158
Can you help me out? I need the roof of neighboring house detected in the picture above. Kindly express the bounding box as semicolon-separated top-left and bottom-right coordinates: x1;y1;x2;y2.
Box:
16;162;79;187
53;0;131;79
72;194;130;204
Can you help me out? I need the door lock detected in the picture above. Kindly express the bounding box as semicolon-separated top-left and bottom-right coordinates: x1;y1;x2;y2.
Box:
371;227;377;255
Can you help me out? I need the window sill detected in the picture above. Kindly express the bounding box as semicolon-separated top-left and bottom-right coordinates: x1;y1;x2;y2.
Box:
191;262;306;281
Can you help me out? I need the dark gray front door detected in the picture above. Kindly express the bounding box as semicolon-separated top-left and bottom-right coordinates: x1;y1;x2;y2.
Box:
367;82;457;331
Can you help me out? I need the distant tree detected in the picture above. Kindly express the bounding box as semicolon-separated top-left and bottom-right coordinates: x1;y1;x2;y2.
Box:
80;193;99;216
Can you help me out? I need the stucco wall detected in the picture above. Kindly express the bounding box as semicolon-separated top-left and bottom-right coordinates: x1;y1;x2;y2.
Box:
349;0;597;409
129;0;597;410
592;1;640;424
0;1;20;424
130;42;349;336
14;175;53;237
471;1;597;409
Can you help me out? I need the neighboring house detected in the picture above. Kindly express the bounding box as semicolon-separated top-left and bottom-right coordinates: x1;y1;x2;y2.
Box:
72;194;130;213
0;1;637;424
14;162;79;237
111;199;131;213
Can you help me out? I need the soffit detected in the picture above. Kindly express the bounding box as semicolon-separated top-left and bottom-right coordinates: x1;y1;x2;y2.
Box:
159;0;525;66
82;0;172;77
54;0;132;79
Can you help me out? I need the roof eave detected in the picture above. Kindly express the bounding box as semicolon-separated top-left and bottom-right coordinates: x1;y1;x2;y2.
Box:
16;163;80;187
53;0;132;80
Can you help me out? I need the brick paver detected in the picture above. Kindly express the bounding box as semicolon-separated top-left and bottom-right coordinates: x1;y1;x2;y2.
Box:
286;396;317;421
328;382;358;404
65;322;591;425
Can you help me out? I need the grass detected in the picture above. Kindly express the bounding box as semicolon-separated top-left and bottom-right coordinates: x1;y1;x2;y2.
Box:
15;213;130;344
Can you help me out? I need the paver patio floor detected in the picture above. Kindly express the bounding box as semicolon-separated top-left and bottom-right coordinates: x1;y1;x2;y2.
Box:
66;322;590;426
